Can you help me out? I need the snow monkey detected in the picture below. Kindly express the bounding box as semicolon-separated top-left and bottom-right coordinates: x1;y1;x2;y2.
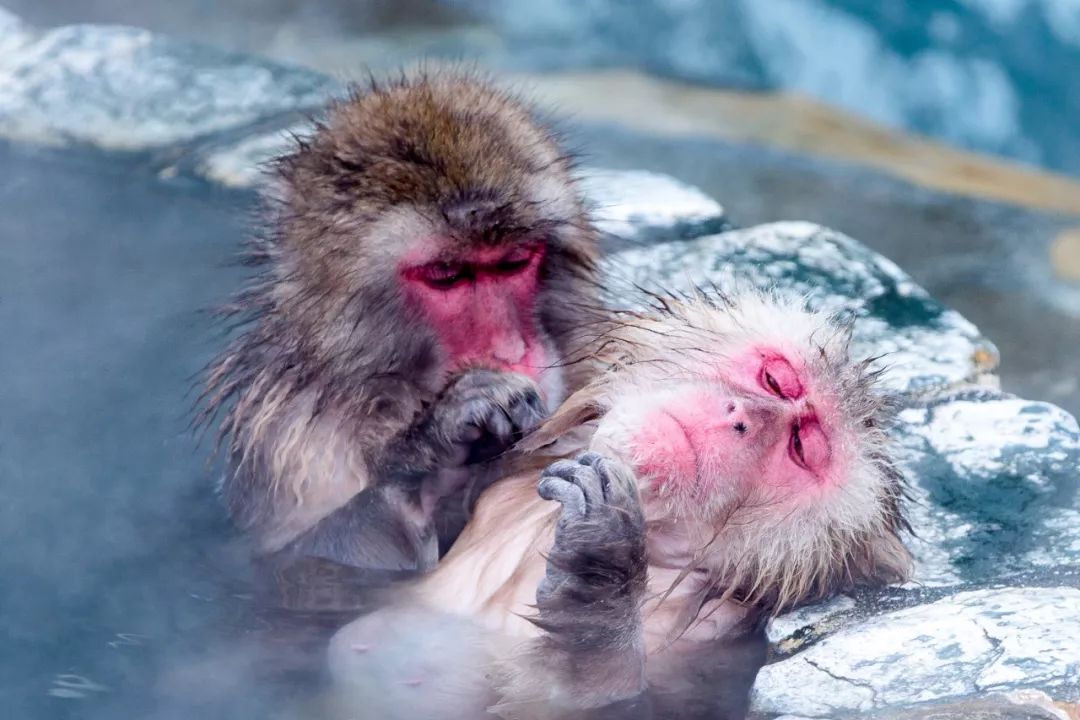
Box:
199;71;600;575
327;291;913;719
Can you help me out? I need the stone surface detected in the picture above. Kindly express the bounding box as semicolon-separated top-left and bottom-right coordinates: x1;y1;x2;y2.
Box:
897;393;1080;586
772;690;1080;719
752;588;1080;717
0;22;335;149
576;167;729;243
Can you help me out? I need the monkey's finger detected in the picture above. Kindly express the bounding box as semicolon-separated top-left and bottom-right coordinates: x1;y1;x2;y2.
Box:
538;475;586;518
507;392;546;436
541;458;584;479
576;451;609;478
544;456;606;509
579;452;639;503
481;407;515;445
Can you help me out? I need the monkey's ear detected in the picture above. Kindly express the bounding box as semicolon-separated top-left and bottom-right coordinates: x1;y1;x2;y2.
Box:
518;386;604;453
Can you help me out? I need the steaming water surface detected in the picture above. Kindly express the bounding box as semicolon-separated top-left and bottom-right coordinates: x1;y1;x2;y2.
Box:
0;141;766;720
0;140;328;720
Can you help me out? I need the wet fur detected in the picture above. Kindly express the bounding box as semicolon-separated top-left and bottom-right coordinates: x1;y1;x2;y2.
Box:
197;70;601;554
355;289;915;718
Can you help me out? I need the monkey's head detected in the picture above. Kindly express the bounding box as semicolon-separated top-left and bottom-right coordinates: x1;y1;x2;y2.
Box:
207;71;598;456
535;291;912;613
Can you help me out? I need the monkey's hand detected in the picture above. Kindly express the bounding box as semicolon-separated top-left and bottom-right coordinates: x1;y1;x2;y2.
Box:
526;452;649;710
424;368;546;466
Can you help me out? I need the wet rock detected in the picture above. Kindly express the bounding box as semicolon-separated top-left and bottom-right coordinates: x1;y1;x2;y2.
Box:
752;587;1080;717
765;595;856;656
576;168;729;245
0;19;334;149
897;392;1080;586
772;690;1080;719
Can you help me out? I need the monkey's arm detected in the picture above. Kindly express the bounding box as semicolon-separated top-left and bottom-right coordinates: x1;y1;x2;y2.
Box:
493;453;650;718
280;481;438;572
280;369;546;572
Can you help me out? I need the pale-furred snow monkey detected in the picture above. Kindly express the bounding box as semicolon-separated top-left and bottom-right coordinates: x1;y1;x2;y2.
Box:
327;289;912;719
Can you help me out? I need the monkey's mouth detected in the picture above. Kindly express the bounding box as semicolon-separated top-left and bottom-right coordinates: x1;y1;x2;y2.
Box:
626;410;703;492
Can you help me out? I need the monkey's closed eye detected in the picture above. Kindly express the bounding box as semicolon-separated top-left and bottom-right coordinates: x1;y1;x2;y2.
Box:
758;356;804;399
418;262;469;289
493;257;532;275
789;423;807;469
762;370;786;399
492;246;538;276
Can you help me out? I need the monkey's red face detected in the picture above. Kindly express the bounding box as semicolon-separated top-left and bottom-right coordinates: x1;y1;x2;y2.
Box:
400;241;558;398
584;294;910;601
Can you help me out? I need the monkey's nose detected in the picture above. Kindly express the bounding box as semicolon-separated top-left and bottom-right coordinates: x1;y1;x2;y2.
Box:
491;332;527;365
724;398;781;435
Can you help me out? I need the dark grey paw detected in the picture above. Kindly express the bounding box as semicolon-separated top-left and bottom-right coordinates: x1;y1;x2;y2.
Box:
536;452;646;607
432;369;546;465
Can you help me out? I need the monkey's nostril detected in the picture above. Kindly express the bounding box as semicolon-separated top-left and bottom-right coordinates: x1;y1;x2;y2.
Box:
733;421;748;435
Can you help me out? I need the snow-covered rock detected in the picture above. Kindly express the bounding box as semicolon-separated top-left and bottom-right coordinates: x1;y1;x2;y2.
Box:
752;588;1080;717
0;23;334;149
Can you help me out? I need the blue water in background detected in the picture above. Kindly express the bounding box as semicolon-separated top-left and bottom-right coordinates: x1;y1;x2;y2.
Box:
456;0;1080;178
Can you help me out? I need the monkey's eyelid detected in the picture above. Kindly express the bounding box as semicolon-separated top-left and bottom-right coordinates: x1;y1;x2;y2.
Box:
763;370;786;399
789;424;808;468
409;261;470;288
491;257;532;275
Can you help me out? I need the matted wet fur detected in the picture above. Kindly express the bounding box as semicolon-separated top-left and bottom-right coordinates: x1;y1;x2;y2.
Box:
327;288;913;719
197;69;602;567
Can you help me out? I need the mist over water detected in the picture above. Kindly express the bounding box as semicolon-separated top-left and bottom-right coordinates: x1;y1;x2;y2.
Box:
0;141;266;719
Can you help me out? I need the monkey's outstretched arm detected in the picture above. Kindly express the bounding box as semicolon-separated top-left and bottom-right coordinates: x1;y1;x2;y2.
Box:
279;481;438;572
281;369;546;572
494;453;651;718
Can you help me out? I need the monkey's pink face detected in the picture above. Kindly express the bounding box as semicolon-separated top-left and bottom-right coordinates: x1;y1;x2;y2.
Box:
586;296;903;583
628;348;839;499
562;294;913;602
399;241;559;399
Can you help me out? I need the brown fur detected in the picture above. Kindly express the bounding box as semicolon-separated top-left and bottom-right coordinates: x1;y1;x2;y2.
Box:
198;70;601;553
